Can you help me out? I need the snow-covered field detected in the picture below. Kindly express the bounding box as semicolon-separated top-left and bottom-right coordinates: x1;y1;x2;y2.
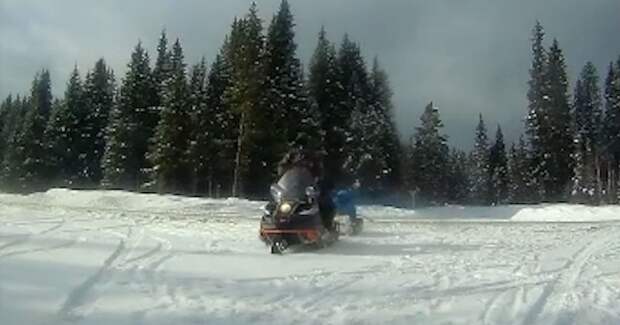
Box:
1;189;619;325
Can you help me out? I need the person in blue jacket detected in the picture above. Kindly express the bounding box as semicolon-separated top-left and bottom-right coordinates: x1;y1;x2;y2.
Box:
332;179;360;223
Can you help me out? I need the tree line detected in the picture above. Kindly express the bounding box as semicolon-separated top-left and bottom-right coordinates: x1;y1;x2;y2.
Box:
403;22;620;206
0;1;400;201
1;5;619;207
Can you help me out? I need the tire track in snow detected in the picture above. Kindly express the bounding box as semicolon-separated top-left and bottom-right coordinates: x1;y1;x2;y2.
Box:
125;233;175;323
482;288;517;324
0;219;70;259
521;228;615;325
0;219;64;252
59;220;177;323
481;257;539;324
58;238;126;320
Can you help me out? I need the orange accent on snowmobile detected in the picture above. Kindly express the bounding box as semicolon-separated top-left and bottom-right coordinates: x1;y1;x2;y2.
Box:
260;228;320;241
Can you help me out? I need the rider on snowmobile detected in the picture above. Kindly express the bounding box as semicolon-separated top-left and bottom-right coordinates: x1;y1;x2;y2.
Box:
273;134;336;230
332;179;360;223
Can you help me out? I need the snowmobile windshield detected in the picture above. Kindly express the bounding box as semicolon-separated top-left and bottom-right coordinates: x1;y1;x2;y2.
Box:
276;167;315;201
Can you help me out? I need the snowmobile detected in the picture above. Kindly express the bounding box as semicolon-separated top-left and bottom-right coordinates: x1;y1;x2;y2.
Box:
259;167;339;254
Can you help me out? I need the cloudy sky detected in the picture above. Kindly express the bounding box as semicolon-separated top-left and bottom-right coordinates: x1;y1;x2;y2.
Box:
1;0;619;148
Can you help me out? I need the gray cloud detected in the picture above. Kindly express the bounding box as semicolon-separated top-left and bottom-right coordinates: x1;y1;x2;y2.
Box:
1;0;619;149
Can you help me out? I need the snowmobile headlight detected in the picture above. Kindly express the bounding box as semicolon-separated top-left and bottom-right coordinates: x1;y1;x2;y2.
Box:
279;203;293;214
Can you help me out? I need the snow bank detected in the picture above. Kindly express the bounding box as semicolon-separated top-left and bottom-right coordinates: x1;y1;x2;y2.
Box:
360;203;620;222
2;189;619;223
0;189;266;221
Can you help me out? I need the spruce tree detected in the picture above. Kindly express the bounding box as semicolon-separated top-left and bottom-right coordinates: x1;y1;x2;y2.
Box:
263;0;307;143
540;39;573;201
0;95;27;191
44;66;85;186
226;4;266;197
343;58;399;197
83;58;116;185
489;125;509;204
369;57;401;190
152;29;172;108
470;114;491;205
206;49;236;196
338;35;371;187
574;62;603;147
572;62;603;203
344;97;388;195
44;99;69;185
149;39;190;194
0;95;13;163
508;136;538;203
255;0;311;196
603;59;620;202
447;149;469;204
408;102;449;205
16;70;53;191
572;132;597;204
308;26;342;188
102;42;154;190
187;57;212;195
525;21;547;202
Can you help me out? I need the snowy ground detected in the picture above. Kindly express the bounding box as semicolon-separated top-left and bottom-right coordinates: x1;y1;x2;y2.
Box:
1;189;619;325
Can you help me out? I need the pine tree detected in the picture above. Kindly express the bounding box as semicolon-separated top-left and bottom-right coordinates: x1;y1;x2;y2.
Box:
470;114;491;205
525;21;547;202
254;0;310;196
44;66;86;186
344;98;388;195
447;149;469;204
152;29;172;108
572;62;603;204
187;57;212;195
369;57;401;190
572;132;597;204
263;0;307;143
508;136;538;203
343;57;399;196
602;58;620;202
102;42;154;190
0;95;13;163
574;63;603;147
540;39;573;201
226;4;266;197
408;102;449;205
101;100;135;189
206;48;236;196
308;26;342;188
0;95;28;191
489;125;509;204
16;70;53;191
83;58;116;185
338;35;371;187
149;39;191;194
